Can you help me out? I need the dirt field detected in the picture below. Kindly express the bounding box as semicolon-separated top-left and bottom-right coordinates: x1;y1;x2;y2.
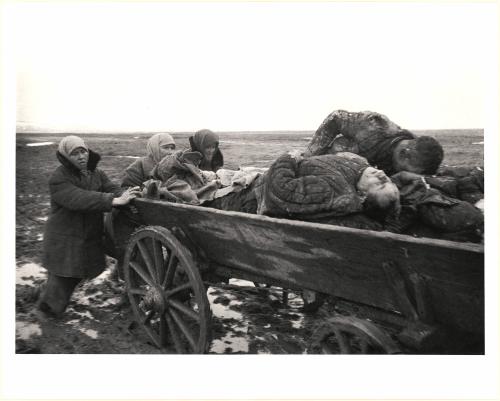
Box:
15;129;484;354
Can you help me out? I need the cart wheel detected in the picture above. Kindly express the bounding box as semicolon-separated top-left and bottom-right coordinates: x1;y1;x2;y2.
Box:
123;225;211;353
308;316;401;354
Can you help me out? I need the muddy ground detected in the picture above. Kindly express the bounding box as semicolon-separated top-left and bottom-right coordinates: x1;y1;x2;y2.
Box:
15;130;484;354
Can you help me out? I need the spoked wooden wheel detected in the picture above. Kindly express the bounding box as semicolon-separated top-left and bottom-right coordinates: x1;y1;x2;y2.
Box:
309;316;401;354
123;226;211;353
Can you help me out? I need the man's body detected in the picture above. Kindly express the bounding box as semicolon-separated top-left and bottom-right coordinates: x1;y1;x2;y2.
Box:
256;151;400;221
305;110;444;176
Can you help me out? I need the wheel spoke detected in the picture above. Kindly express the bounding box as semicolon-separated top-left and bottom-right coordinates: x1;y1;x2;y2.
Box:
334;329;351;354
167;298;200;322
129;288;148;296
130;260;155;287
159;314;168;347
151;238;166;284
165;282;192;298
165;311;185;353
360;339;370;354
137;240;158;282
282;290;289;305
169;308;197;352
321;340;335;354
124;227;210;354
162;253;178;289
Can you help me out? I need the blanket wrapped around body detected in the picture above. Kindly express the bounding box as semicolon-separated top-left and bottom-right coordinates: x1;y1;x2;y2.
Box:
255;151;369;219
143;150;220;205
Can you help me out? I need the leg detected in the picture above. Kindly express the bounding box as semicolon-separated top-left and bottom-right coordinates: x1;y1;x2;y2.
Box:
38;273;81;316
112;208;140;280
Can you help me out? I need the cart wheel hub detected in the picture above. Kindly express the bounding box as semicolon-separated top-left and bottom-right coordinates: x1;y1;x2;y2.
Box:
143;287;166;313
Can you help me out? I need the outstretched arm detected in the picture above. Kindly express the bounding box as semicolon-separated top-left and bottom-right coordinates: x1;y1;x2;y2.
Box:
50;177;115;212
304;110;349;157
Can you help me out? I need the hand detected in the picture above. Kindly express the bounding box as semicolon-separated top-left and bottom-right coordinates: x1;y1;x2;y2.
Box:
287;149;303;162
112;187;142;206
390;171;423;185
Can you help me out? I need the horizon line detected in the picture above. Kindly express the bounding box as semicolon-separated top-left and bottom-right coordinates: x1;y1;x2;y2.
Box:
16;128;484;135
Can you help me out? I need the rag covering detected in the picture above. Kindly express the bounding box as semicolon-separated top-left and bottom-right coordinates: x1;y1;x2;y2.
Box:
121;133;176;187
138;149;484;243
142;151;264;205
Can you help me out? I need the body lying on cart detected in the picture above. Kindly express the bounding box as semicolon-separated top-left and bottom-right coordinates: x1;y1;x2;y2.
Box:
110;197;484;354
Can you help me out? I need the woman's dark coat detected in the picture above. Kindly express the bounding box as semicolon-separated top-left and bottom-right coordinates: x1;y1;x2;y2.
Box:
43;150;123;279
121;156;156;187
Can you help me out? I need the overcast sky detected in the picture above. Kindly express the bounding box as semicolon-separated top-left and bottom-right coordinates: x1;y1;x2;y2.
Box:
14;2;497;132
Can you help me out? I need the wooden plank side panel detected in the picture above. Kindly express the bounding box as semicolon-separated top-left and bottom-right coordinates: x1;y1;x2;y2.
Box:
134;199;484;332
426;280;484;333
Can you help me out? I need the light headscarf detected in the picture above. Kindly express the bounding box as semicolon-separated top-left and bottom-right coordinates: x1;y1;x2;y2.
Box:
58;135;88;159
146;133;176;164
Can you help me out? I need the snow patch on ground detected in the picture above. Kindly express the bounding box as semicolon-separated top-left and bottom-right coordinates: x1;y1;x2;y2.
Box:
220;140;257;145
26;142;54;147
92;269;113;285
208;286;250;353
80;328;99;339
104;155;140;159
16;262;46;286
67;310;95;321
210;331;248;353
16;321;42;340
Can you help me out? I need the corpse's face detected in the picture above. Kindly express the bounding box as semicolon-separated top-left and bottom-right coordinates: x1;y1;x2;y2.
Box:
68;147;89;170
203;144;217;161
159;144;176;159
357;167;391;193
393;149;425;174
366;183;400;211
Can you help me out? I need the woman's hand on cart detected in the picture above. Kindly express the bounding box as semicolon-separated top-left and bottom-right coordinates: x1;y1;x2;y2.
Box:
112;186;142;206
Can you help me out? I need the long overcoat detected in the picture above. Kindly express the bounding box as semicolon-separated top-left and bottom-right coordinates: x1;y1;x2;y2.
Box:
43;150;122;278
121;156;156;187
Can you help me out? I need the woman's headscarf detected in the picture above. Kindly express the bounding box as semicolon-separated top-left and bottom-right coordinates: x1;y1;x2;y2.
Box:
146;133;175;164
189;129;224;172
192;129;219;153
58;135;88;159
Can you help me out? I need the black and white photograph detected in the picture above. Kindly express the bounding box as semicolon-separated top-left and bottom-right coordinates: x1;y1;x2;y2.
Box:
1;0;499;399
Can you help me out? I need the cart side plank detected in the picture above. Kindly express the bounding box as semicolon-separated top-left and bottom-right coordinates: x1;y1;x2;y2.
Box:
135;199;484;334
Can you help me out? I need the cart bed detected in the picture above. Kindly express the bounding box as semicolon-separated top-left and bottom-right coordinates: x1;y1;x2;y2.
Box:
133;198;484;336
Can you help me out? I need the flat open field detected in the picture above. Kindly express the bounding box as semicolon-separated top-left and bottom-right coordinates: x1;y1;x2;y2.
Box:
15;129;484;354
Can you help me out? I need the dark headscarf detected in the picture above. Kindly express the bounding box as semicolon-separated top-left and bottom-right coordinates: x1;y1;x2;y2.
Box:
188;129;224;172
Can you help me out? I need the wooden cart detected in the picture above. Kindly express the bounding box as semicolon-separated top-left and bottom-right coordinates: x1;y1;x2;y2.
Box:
116;198;484;354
